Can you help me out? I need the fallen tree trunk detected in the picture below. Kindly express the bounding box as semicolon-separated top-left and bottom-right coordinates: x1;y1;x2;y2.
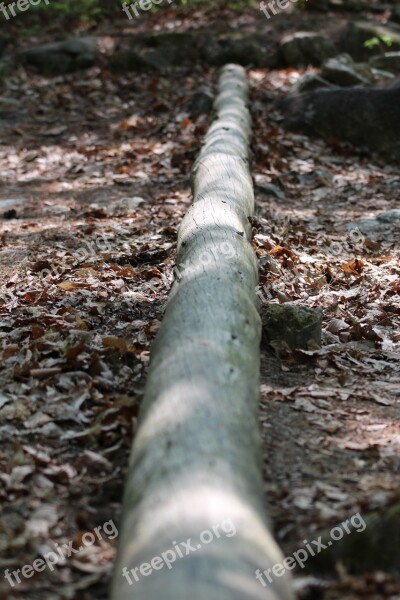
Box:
278;87;400;159
111;64;294;600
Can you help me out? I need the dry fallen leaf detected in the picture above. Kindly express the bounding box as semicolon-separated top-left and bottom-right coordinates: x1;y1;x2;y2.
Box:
103;336;128;354
327;318;349;334
57;281;84;291
341;259;364;275
270;246;298;260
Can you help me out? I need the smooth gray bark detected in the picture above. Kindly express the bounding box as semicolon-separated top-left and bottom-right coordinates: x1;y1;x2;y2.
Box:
111;64;294;600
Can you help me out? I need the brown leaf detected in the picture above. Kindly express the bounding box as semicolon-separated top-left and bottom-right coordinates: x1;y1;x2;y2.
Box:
32;260;52;273
75;315;90;330
270;246;298;260
31;324;45;339
118;266;136;278
115;115;142;131
180;117;192;130
3;344;19;359
58;281;83;291
341;259;364;275
327;318;349;334
75;268;99;277
103;336;128;354
143;267;162;279
66;342;86;361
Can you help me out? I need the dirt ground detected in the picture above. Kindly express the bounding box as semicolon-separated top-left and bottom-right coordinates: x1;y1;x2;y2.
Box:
0;4;399;600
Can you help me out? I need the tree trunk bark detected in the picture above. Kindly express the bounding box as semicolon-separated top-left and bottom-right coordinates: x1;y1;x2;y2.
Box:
111;64;294;600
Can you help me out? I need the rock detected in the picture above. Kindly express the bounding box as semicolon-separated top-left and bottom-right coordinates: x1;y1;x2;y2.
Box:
109;50;148;72
111;32;201;71
108;197;145;214
370;51;400;73
321;54;374;86
391;6;400;25
139;32;200;69
111;31;274;71
188;89;213;117
255;182;285;200
280;32;337;67
0;59;12;83
339;21;400;61
0;108;22;123
0;34;10;57
261;303;323;350
3;209;17;219
20;37;97;75
376;209;400;223
0;198;26;209
347;218;385;233
290;72;336;94
278;86;400;159
346;210;400;233
202;32;272;67
301;168;334;187
308;504;400;576
370;68;398;83
384;179;400;190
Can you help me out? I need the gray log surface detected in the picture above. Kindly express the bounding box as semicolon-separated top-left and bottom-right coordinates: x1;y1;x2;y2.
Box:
111;64;294;600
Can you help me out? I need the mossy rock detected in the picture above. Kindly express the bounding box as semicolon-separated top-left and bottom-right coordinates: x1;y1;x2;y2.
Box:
109;50;149;72
280;32;337;68
140;32;201;67
391;6;400;25
111;32;202;71
201;33;273;68
340;21;400;61
290;73;336;95
279;86;400;159
261;304;323;350
20;38;97;75
0;34;10;58
111;31;274;71
0;59;13;83
308;504;400;575
321;53;374;87
370;51;400;73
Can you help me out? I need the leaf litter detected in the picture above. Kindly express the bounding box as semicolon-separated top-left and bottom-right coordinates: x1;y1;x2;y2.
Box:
0;6;399;600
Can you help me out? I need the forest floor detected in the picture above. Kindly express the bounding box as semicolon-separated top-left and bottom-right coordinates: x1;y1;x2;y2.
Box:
0;4;399;600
